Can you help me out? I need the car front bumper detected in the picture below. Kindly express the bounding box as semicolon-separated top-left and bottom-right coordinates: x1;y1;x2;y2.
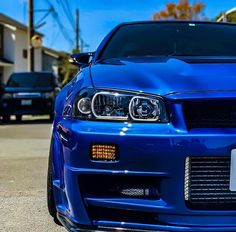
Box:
1;98;53;115
57;212;236;232
52;118;236;232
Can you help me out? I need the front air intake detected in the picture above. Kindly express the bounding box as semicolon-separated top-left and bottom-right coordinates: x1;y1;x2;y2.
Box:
185;156;236;210
183;101;236;129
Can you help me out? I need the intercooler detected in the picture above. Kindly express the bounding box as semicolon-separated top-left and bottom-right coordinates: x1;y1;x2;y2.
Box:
184;156;236;210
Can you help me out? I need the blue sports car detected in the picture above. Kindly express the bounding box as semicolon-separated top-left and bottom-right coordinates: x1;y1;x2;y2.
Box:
48;21;236;231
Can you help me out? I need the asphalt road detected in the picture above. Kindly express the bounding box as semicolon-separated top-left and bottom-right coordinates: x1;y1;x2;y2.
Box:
0;117;65;232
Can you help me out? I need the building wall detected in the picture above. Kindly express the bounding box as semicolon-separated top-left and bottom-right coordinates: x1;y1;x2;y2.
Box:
2;27;14;82
34;47;42;71
3;26;15;63
1;28;43;83
14;29;27;72
3;67;13;83
42;52;59;76
14;30;42;72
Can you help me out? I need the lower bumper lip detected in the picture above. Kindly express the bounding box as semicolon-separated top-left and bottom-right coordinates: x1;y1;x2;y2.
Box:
57;212;163;232
57;212;236;232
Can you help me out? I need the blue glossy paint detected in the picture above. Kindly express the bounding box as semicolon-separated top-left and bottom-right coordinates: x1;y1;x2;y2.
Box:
91;57;236;96
51;21;236;232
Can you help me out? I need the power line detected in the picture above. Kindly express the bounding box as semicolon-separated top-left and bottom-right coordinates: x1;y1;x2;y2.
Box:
63;0;75;28
49;27;60;47
57;0;75;30
44;0;74;47
65;0;75;25
35;6;53;27
57;0;90;51
44;0;89;51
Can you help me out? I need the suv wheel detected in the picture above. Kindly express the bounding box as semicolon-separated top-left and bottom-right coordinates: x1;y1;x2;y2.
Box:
16;115;22;122
2;115;10;123
49;113;54;122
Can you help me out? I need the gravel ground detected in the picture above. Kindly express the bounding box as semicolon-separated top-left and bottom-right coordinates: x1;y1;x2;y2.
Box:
0;118;65;232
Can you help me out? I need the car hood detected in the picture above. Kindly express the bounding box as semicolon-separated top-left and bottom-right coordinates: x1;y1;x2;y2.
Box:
90;57;236;96
4;86;53;93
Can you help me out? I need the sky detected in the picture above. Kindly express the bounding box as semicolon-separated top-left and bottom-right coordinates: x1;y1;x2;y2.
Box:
0;0;235;52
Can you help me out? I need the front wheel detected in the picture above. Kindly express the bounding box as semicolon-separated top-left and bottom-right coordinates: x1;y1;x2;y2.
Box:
16;115;22;122
47;142;62;226
49;113;54;122
2;115;10;123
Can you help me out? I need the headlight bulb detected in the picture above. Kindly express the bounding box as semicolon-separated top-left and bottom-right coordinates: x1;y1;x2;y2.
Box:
129;97;161;121
77;98;91;114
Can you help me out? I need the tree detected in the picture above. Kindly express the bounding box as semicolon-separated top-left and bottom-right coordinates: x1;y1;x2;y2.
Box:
58;52;78;87
152;0;206;21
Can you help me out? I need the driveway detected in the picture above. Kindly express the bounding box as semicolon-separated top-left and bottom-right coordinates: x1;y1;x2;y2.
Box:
0;118;65;231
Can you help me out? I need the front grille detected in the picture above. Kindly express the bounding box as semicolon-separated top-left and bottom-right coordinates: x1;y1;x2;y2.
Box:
13;92;41;98
185;157;236;210
183;101;236;129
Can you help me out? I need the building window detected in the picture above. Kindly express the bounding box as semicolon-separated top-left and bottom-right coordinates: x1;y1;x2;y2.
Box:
23;49;28;59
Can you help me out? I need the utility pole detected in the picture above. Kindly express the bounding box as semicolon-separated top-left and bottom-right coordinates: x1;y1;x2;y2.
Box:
81;39;84;52
28;0;34;71
75;8;79;51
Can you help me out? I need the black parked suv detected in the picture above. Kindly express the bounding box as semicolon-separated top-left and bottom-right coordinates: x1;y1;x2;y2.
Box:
0;72;60;122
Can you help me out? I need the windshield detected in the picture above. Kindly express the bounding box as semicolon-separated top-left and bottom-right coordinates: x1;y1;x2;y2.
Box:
7;73;54;88
99;22;236;60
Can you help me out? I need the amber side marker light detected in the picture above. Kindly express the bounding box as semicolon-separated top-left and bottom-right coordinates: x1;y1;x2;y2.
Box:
90;144;118;161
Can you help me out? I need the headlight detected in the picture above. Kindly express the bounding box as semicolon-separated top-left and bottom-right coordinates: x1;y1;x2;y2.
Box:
2;93;12;99
42;92;54;99
129;96;161;121
71;88;168;122
91;92;131;120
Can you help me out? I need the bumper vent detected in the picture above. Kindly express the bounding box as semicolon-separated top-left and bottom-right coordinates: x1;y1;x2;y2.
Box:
185;157;236;210
183;101;236;129
87;206;157;224
79;175;160;199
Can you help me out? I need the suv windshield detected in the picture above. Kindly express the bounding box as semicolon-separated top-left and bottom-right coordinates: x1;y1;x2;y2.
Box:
7;73;54;88
99;22;236;60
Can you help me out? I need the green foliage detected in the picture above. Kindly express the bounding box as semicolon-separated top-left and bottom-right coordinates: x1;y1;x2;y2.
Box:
58;52;78;87
72;48;81;54
152;0;206;20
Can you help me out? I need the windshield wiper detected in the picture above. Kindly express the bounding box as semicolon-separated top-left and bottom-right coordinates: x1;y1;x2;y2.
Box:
167;53;200;57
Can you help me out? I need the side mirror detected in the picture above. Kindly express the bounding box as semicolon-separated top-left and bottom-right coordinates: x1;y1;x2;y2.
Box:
55;87;61;95
0;83;5;91
69;52;94;67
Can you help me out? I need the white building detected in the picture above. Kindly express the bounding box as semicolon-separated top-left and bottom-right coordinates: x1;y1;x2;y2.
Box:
217;7;236;22
0;13;63;84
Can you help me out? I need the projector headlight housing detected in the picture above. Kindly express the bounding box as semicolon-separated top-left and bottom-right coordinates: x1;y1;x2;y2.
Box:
70;88;168;122
2;93;13;99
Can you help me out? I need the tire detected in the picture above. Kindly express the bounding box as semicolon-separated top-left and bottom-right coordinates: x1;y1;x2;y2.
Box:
47;142;62;226
16;115;22;122
49;113;54;122
2;115;10;123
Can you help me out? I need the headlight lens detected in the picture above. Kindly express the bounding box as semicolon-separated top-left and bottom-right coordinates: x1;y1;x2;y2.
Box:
92;92;132;120
71;88;168;122
2;93;12;99
129;96;161;121
77;97;91;114
42;92;54;99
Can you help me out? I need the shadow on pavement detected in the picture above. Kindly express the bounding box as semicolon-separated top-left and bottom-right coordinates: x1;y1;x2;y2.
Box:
0;117;53;125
